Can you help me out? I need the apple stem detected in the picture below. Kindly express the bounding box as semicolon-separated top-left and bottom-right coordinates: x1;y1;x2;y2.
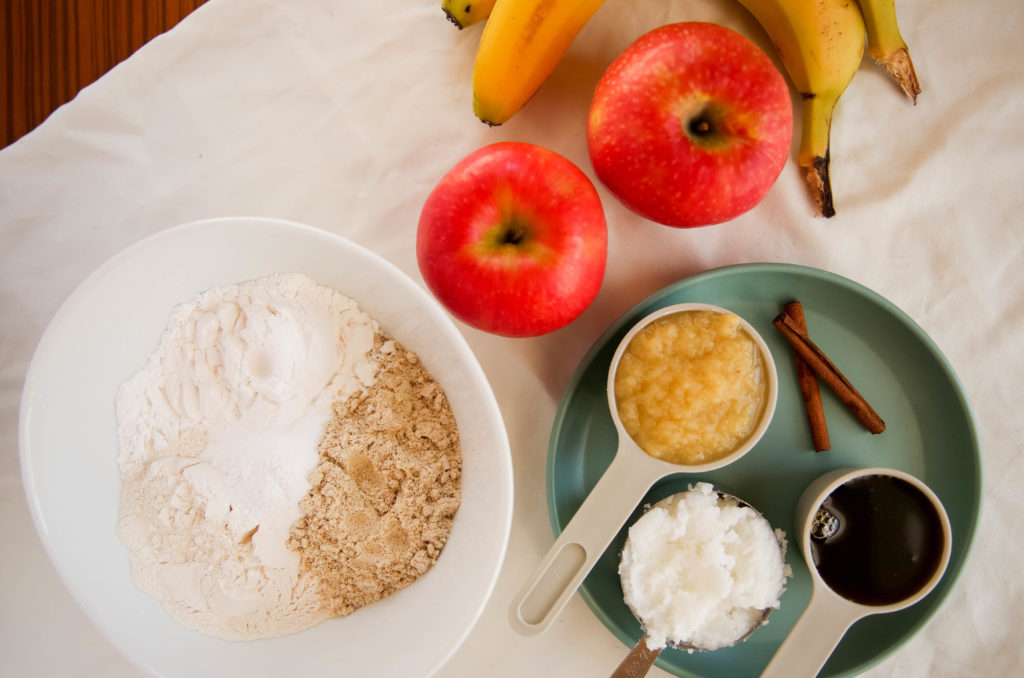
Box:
501;223;528;246
689;117;712;136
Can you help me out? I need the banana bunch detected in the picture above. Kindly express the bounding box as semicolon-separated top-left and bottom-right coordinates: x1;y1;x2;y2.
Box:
445;0;920;216
735;0;919;216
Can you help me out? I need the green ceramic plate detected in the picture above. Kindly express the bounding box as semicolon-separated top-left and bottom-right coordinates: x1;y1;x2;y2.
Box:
547;263;981;677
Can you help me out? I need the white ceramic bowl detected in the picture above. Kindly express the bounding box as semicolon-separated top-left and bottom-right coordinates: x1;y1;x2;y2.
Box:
19;217;513;678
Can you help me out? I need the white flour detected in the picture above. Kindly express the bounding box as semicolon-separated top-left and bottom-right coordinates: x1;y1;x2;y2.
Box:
116;273;380;640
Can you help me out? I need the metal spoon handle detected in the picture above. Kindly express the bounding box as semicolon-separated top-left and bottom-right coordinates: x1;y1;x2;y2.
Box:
611;636;662;678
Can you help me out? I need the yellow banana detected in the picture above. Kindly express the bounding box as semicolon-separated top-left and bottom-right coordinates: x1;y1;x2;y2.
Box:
733;0;865;217
443;0;496;29
472;0;607;126
856;0;920;103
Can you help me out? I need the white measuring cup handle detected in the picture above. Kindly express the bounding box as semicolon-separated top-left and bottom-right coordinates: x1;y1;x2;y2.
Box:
759;589;863;678
508;451;663;636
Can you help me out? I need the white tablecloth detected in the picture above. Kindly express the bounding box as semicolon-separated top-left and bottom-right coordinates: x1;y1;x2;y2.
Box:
2;0;1022;676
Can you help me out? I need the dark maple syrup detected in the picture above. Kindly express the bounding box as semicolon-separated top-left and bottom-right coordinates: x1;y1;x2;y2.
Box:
809;474;946;607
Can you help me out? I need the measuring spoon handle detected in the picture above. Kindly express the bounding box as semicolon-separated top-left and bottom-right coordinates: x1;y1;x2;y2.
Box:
508;451;663;636
760;590;862;678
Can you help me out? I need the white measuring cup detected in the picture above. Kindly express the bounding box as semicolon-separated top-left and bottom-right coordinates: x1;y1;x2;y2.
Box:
508;303;779;636
760;467;953;678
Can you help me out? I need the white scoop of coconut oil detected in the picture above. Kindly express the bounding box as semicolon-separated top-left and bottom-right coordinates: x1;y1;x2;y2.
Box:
619;483;790;654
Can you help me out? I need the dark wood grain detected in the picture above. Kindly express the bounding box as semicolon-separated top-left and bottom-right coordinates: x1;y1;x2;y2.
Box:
1;0;207;150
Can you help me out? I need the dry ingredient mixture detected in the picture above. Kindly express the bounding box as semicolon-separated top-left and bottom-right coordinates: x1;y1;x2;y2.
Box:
116;273;460;640
288;339;460;616
614;310;767;465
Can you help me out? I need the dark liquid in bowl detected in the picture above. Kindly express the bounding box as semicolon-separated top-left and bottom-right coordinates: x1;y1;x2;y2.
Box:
810;475;946;607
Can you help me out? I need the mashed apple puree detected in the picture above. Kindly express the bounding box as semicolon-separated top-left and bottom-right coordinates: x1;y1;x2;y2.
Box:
613;310;766;465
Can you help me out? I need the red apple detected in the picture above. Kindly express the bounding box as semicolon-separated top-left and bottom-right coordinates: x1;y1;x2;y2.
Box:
587;22;793;228
417;142;607;338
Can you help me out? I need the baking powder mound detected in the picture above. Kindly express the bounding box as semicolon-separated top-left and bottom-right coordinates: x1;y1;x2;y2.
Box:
116;273;379;639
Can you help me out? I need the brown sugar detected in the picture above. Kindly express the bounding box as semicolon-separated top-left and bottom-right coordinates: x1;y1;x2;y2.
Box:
287;338;462;616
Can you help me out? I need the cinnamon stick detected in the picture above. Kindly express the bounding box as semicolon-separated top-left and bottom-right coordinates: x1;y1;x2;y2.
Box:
773;311;886;435
783;302;831;451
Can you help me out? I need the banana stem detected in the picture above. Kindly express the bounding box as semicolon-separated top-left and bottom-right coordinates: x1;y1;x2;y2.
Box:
860;0;921;103
878;48;921;104
799;95;837;218
807;151;835;219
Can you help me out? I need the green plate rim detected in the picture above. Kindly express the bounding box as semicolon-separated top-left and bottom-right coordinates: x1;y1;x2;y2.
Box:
545;261;983;677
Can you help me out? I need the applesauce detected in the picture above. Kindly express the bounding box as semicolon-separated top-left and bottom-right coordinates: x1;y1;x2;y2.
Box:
613;310;767;465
